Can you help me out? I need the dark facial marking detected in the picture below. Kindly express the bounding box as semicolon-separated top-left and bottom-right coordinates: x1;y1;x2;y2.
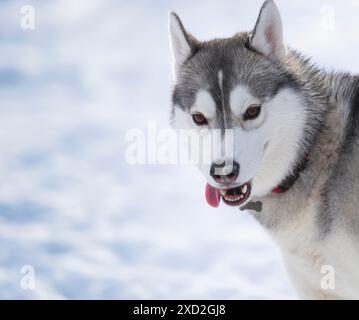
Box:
171;33;299;128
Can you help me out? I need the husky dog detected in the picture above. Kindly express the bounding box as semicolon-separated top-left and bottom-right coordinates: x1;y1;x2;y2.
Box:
168;0;359;299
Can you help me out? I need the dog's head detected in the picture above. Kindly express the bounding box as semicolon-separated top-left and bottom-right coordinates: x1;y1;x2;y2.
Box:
169;1;310;208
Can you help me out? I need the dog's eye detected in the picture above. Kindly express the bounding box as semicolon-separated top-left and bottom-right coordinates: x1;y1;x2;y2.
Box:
243;104;261;120
192;113;208;126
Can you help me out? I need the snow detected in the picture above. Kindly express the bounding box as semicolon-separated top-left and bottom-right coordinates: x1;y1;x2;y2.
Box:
0;0;359;299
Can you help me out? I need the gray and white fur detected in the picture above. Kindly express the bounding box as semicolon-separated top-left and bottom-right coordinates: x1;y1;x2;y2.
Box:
169;0;359;299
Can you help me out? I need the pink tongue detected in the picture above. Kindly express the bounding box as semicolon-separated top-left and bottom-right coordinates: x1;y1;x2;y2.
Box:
205;183;221;208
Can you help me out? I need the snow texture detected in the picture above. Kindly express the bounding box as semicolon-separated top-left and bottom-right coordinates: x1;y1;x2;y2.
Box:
0;0;359;299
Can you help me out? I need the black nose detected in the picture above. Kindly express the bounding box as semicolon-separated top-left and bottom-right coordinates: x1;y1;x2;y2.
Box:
210;161;240;184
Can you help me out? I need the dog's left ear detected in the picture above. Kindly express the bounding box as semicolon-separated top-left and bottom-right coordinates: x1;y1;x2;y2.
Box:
169;12;199;81
250;0;287;61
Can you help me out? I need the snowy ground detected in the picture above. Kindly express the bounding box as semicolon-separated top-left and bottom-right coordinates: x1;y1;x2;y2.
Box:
0;0;359;299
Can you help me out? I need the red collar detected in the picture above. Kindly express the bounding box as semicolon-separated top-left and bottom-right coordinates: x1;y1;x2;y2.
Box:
271;154;309;194
272;186;285;193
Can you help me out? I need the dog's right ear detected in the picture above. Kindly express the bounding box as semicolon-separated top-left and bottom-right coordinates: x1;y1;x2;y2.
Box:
250;0;286;61
169;12;198;81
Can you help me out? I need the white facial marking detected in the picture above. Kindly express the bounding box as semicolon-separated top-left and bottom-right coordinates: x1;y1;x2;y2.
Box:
252;88;306;196
218;70;224;96
230;85;260;116
172;83;306;202
193;90;216;120
171;105;191;129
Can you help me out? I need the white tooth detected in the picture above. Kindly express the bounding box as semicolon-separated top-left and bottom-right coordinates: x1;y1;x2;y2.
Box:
241;185;248;194
220;190;226;196
225;196;241;202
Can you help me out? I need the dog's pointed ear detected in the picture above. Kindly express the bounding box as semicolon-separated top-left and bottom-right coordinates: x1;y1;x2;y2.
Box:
250;0;286;61
169;12;198;80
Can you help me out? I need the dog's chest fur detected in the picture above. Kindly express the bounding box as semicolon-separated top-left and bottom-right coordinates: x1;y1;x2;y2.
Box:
250;94;359;299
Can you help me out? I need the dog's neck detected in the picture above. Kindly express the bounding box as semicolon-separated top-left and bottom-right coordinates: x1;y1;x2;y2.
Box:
271;154;309;194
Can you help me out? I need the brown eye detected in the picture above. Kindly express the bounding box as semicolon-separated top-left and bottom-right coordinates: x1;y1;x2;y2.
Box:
192;113;208;126
244;104;261;120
